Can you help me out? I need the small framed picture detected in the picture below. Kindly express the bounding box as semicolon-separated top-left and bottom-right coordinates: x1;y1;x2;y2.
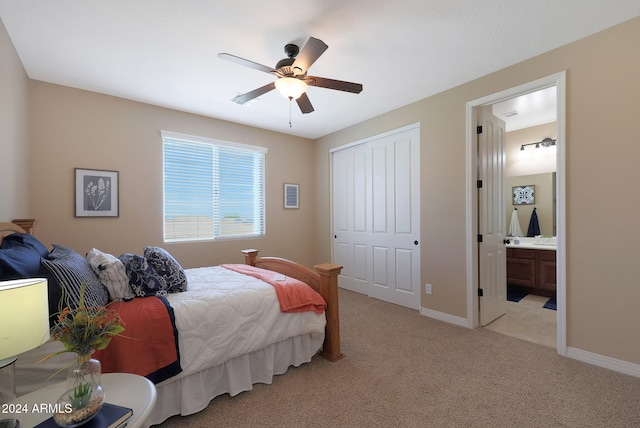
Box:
75;168;119;217
284;183;299;209
513;185;535;205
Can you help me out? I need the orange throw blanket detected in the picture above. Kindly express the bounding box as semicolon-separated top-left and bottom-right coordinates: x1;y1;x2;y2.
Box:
93;296;181;384
222;264;326;314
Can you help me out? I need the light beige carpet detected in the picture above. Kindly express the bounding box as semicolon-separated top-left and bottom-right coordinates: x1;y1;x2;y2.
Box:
156;289;640;428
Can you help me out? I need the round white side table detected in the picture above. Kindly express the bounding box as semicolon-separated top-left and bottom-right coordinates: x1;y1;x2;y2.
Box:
5;373;156;428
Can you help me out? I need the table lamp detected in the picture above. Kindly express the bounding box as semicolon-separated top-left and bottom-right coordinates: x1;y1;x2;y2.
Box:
0;278;50;428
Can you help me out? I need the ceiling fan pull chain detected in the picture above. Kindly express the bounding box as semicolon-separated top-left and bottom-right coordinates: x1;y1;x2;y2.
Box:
288;97;293;127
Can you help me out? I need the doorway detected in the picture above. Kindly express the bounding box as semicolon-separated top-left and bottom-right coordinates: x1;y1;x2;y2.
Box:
465;72;567;356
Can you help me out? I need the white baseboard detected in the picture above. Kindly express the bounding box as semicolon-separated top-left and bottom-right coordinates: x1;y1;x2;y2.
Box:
567;347;640;378
420;306;470;328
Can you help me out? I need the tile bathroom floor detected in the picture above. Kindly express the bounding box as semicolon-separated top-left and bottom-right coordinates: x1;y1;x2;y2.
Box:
484;294;557;348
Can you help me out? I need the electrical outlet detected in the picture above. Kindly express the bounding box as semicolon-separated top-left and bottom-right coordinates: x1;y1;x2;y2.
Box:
425;283;432;295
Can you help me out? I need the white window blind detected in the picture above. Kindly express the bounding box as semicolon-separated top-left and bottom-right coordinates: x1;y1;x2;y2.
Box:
162;131;267;242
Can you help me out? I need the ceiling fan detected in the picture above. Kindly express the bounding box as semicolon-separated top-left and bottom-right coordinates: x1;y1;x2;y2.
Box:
218;37;363;114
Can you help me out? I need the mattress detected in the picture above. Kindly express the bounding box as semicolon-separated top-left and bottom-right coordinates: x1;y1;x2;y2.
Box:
166;265;326;378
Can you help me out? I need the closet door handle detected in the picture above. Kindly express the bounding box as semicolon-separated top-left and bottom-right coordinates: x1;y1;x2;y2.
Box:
414;240;419;245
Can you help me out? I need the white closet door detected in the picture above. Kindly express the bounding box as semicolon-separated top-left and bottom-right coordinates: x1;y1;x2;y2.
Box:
332;125;420;309
332;142;370;295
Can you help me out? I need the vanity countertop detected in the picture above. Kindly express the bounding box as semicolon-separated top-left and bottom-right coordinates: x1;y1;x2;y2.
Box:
506;237;556;251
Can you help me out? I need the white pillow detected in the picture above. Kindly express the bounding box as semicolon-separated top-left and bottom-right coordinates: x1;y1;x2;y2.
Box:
86;248;135;301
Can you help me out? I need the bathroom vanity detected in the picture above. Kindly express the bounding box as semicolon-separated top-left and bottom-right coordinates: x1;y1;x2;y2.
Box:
506;239;556;297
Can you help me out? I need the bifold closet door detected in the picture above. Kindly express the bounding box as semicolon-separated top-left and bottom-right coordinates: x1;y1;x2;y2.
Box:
332;125;420;309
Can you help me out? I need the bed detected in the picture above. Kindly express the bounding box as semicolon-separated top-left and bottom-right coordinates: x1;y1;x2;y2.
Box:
0;219;343;426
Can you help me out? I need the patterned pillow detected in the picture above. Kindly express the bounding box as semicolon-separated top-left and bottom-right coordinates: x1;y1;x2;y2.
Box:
144;246;187;293
118;253;168;297
41;245;109;311
86;248;135;301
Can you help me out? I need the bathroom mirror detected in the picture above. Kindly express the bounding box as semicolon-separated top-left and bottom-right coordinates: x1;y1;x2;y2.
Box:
505;172;555;236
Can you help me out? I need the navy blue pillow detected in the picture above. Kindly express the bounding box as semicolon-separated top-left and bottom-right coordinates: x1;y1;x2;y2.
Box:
1;233;49;256
41;245;109;311
0;233;49;279
144;246;187;293
119;253;169;297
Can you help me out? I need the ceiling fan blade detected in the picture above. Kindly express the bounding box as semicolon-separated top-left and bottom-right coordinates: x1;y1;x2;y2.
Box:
218;53;276;74
291;37;328;75
296;92;314;114
231;82;276;104
304;76;363;94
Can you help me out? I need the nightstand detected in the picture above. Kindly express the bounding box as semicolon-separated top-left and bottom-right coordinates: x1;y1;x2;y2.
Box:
5;373;156;428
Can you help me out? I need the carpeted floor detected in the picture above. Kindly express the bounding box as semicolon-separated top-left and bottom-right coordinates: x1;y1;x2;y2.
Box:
156;289;640;428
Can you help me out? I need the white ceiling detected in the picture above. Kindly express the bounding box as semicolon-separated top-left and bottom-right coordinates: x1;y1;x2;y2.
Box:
2;1;640;139
493;87;557;132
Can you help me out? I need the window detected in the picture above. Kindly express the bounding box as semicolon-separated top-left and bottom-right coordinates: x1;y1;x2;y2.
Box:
161;131;267;242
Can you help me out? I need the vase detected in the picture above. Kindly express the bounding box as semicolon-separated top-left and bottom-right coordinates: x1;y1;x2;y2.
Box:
56;352;104;427
66;352;102;391
53;384;105;427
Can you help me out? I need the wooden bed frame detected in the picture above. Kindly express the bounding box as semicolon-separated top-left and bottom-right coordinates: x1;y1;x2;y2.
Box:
1;219;345;362
242;249;344;361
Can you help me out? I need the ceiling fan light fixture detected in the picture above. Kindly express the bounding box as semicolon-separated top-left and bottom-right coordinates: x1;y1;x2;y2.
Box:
275;77;307;100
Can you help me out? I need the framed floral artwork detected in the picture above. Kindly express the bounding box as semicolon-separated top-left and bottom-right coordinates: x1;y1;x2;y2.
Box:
75;168;119;217
284;183;299;209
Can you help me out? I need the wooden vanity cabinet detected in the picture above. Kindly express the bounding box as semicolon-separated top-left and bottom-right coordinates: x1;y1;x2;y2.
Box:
507;248;556;296
537;250;557;291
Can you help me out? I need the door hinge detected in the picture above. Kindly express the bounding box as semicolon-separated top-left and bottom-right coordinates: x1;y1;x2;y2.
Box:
478;288;484;297
477;234;483;243
477;180;483;188
476;125;483;134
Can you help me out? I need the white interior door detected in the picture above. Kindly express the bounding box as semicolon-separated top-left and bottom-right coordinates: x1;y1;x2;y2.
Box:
332;142;371;296
478;107;508;326
332;125;420;309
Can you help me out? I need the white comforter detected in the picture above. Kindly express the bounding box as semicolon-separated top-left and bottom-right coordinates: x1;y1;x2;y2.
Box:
167;266;326;377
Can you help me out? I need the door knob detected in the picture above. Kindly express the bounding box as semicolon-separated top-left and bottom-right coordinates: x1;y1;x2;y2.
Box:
503;239;511;244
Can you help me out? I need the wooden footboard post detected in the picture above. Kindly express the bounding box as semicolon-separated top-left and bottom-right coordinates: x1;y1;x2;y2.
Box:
242;249;259;266
314;263;345;362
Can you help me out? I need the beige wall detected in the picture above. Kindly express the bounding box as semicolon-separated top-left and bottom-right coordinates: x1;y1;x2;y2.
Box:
0;17;29;219
3;15;640;367
315;17;640;365
27;82;317;269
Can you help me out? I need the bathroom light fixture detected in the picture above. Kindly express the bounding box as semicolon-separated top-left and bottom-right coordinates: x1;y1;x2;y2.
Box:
520;137;556;151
